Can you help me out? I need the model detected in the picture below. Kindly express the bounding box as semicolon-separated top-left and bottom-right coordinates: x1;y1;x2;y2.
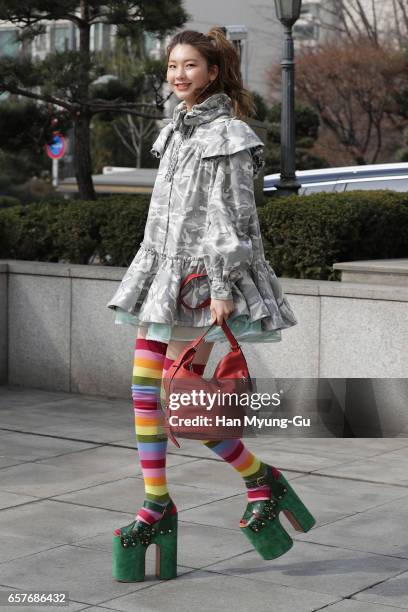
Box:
106;27;316;582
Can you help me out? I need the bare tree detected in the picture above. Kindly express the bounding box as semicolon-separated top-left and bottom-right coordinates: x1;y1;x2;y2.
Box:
112;113;157;168
318;0;408;50
268;40;407;164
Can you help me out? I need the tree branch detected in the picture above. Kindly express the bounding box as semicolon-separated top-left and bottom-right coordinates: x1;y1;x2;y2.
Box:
87;98;166;118
112;121;136;157
4;12;86;28
0;84;74;112
92;105;165;119
354;0;378;44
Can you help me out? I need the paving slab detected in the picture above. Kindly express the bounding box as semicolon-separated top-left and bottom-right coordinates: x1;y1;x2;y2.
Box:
318;599;408;611
204;540;408;598
353;568;408;609
271;437;408;458
0;408;59;430
0;407;129;430
0;490;40;511
0;445;197;498
167;437;225;459
0;385;76;408
29;418;133;444
0;545;193;606
77;608;118;611
99;569;339;612
31;399;132;425
357;493;408;516
0;395;135;443
35;445;161;478
0;410;132;443
102;437;137;449
296;502;408;558
53;475;230;516
0;431;99;461
0;534;65;564
281;473;408;526
314;450;408;486
0;457;26;469
0;461;141;497
0;499;133;547
111;437;225;460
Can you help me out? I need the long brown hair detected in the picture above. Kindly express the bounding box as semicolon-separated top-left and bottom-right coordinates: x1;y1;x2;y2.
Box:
166;27;257;119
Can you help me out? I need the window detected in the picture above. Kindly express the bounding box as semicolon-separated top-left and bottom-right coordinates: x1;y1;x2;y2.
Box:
54;25;70;52
0;29;20;57
300;182;336;195
144;31;158;57
344;178;408;192
92;23;104;50
293;21;318;40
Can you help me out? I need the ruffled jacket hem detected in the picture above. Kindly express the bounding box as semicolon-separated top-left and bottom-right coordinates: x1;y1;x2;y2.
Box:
106;242;298;332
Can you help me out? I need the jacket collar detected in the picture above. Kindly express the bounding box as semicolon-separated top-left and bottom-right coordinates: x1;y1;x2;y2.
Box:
172;92;233;132
150;92;233;159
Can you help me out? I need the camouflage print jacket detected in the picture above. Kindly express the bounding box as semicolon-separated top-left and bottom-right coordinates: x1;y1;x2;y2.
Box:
106;92;297;332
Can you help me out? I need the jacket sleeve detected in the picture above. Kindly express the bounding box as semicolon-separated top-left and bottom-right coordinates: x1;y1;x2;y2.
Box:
201;120;265;300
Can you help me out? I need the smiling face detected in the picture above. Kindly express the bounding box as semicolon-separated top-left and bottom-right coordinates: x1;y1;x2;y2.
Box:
167;43;219;111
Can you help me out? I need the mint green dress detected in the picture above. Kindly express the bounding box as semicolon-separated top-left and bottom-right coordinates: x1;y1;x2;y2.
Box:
114;307;282;344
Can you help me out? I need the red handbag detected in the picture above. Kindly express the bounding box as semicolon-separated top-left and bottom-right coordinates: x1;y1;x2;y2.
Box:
162;273;253;448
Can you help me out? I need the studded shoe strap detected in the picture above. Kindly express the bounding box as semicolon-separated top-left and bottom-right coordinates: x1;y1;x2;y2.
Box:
142;499;168;514
245;475;287;501
244;474;269;489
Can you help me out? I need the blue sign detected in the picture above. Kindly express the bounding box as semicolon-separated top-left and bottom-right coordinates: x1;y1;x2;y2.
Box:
45;132;66;159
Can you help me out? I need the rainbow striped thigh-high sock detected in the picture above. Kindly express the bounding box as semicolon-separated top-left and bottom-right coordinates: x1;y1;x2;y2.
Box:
115;336;171;534
202;439;280;501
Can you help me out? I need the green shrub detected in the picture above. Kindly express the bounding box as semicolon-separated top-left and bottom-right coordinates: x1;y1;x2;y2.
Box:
1;190;408;280
0;206;22;258
0;195;21;209
14;200;66;262
97;195;150;266
0;195;149;265
259;190;408;280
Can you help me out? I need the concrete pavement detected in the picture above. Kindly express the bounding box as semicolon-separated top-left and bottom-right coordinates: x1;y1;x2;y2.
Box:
1;384;408;611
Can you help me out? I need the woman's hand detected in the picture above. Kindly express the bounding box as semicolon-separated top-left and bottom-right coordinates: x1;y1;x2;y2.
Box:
210;298;235;326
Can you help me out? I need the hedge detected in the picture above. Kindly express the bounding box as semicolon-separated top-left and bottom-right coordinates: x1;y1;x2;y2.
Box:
1;190;407;280
258;190;408;280
0;195;150;266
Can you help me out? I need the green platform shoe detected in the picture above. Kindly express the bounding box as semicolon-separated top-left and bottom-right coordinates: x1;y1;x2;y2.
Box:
112;499;178;582
240;466;316;560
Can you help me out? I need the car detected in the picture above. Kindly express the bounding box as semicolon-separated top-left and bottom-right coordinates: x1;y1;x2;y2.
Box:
264;162;408;196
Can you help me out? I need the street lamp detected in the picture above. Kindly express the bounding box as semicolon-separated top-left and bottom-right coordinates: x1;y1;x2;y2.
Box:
273;0;302;197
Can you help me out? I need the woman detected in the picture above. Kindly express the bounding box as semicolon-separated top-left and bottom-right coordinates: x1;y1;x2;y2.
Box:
107;27;315;582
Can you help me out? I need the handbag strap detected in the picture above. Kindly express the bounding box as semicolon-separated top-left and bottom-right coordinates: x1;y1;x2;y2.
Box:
178;272;239;351
179;273;211;310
